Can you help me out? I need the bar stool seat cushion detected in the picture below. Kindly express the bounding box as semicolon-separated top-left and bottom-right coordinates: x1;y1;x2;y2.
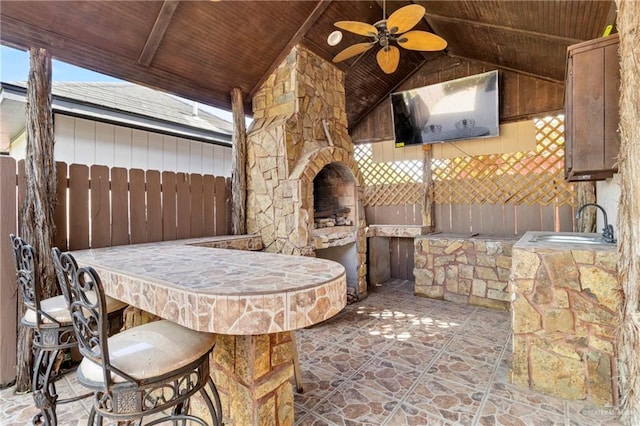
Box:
79;320;216;384
23;293;127;325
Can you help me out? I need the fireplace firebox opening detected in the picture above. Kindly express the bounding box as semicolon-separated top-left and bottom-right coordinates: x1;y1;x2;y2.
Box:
313;162;356;229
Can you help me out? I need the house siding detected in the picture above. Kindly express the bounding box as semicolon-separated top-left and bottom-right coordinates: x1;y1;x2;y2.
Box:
9;114;232;176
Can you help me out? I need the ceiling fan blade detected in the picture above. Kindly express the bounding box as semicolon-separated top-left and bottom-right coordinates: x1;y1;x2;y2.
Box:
387;4;426;35
333;42;375;63
334;21;378;37
397;30;448;51
376;45;400;74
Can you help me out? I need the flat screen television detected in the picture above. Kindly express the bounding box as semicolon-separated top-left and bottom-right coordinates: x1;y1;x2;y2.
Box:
391;70;499;147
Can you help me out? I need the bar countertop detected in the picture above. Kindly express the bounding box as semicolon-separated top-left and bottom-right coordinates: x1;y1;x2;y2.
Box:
72;238;346;335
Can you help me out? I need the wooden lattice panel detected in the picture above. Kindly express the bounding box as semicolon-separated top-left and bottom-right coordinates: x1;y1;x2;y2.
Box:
355;143;424;206
355;115;575;207
364;183;424;206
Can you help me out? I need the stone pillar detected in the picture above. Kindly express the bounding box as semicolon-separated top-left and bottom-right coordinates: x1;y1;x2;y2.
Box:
509;243;620;406
212;332;295;425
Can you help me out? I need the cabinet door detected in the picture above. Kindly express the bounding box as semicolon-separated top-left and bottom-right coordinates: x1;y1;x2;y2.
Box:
572;46;606;174
565;35;619;181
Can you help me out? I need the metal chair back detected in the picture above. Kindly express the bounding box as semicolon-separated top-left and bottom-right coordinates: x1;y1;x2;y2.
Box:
9;234;49;326
52;248;133;391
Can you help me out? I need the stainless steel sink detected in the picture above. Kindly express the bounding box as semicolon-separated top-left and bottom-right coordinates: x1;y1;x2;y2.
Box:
529;234;609;245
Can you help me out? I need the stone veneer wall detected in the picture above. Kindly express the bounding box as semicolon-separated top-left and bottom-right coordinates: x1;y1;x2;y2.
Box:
509;245;620;405
246;45;367;297
414;235;514;310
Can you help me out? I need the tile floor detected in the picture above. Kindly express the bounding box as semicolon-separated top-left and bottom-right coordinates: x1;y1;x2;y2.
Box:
1;279;622;425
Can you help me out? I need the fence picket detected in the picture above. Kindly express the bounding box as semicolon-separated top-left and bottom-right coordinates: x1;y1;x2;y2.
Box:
129;169;147;244
111;167;129;246
176;172;191;239
69;164;90;250
162;171;177;241
17;161;25;231
190;174;204;238
90;165;110;248
54;162;68;250
214;177;226;235
0;156;17;385
146;170;162;242
203;175;215;236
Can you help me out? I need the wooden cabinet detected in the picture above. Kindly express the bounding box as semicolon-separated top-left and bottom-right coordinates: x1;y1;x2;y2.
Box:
565;34;620;181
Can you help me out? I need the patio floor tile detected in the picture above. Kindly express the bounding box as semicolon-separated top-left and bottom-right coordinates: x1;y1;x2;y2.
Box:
0;278;623;425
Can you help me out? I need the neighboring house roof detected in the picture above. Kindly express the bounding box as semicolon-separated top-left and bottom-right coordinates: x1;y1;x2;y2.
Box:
0;82;233;151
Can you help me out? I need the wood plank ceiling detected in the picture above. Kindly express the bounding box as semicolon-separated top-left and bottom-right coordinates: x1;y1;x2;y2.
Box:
0;1;615;130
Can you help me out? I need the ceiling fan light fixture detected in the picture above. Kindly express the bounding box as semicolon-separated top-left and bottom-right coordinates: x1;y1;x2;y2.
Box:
332;3;446;74
327;30;343;46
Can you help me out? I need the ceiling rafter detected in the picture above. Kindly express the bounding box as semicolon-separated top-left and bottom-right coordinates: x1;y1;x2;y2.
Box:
138;0;180;66
0;15;230;110
424;12;584;45
447;53;564;84
249;0;333;98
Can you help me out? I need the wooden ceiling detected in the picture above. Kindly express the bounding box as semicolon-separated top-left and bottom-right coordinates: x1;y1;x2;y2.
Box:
0;1;615;129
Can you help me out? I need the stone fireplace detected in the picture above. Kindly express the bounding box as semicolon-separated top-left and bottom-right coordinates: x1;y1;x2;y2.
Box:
246;45;367;300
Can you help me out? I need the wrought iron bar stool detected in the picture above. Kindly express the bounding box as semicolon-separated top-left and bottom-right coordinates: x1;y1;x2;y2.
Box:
52;248;223;426
10;234;127;425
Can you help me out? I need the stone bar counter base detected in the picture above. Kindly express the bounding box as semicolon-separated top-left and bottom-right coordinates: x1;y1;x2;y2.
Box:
414;234;516;310
509;232;620;406
213;332;295;425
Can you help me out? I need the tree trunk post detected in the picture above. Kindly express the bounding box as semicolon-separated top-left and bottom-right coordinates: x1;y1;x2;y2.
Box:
614;1;640;424
230;87;247;235
574;181;597;232
422;144;434;231
15;48;58;392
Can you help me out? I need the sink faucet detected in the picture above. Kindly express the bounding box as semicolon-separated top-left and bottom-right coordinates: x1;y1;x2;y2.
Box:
575;203;616;243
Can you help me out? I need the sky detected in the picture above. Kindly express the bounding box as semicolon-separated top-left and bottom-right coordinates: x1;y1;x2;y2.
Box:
0;45;235;122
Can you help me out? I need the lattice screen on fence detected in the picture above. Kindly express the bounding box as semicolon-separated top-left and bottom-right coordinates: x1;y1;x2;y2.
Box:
354;115;575;207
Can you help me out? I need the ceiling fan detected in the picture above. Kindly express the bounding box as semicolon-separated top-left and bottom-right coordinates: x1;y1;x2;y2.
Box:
331;2;447;74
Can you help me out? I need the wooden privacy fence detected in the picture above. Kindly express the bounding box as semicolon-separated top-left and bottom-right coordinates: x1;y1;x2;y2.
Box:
0;156;231;385
57;161;229;250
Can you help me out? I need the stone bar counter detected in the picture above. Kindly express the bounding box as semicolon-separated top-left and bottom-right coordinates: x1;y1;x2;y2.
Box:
72;236;346;425
414;233;517;310
509;231;619;406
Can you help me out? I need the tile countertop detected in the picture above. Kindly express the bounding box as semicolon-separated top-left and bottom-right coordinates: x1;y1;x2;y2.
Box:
72;238;347;335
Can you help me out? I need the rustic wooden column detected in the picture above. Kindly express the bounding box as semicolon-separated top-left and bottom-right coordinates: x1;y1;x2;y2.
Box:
422;144;434;231
574;181;596;232
230;87;247;235
15;47;57;392
614;1;640;423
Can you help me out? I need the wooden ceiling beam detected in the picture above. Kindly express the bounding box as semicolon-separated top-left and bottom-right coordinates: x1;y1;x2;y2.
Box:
424;12;584;45
249;0;332;98
0;15;232;111
447;53;564;84
138;0;180;66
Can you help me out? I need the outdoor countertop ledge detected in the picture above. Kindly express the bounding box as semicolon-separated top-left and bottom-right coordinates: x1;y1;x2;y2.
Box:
72;238;347;335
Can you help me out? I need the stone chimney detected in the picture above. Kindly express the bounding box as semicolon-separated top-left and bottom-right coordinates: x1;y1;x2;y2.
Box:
246;45;367;300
